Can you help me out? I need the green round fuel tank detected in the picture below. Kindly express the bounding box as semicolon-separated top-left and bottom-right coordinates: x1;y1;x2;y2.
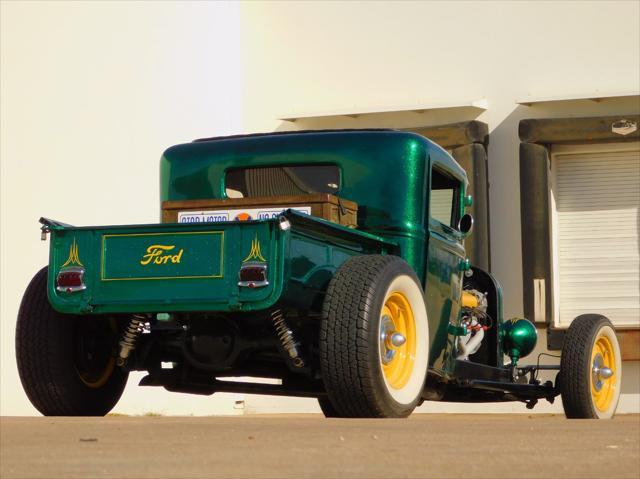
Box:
502;318;537;363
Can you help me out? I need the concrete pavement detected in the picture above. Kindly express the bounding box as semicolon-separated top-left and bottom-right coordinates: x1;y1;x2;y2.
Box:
1;414;639;478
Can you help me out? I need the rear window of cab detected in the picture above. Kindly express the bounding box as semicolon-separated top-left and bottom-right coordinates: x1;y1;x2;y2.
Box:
225;165;340;198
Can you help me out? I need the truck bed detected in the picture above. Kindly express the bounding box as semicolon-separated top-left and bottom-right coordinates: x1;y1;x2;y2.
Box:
42;211;396;315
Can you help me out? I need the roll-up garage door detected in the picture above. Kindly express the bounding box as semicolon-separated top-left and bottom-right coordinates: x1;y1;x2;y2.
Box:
552;143;640;328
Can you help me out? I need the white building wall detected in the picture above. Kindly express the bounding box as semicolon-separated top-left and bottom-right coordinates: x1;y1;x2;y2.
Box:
0;1;244;416
238;1;640;414
240;0;640;319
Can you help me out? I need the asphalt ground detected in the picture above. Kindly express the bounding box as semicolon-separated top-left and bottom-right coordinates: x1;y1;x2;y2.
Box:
1;414;639;479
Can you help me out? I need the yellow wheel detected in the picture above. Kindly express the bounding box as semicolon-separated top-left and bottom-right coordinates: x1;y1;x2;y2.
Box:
560;314;621;419
380;292;416;390
320;255;429;418
590;333;618;413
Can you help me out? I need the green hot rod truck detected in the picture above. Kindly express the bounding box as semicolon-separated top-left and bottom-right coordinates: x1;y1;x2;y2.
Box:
17;129;622;418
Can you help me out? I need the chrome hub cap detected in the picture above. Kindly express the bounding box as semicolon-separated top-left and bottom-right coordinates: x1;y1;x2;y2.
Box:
592;353;613;391
379;315;406;365
390;332;406;348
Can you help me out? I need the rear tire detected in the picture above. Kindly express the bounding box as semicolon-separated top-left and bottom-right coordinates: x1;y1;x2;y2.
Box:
320;255;429;418
560;314;621;419
317;397;340;418
16;267;128;416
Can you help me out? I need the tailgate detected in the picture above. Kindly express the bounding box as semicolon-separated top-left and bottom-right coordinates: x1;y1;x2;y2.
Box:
45;219;283;314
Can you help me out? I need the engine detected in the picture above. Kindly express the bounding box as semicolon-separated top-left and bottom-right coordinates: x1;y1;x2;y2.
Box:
456;289;492;360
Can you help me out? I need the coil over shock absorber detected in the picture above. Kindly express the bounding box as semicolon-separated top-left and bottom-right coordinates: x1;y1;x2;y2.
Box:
271;309;305;368
117;314;147;366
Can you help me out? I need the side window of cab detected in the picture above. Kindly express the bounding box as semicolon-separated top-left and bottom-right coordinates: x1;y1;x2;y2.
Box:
430;167;461;230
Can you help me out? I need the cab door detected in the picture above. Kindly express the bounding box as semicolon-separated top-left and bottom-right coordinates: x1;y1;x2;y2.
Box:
425;166;466;374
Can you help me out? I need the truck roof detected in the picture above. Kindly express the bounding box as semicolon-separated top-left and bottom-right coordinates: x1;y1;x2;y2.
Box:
160;129;467;236
192;128;394;143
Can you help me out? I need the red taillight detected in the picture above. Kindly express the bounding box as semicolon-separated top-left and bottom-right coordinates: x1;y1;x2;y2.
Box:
238;262;268;288
56;267;86;293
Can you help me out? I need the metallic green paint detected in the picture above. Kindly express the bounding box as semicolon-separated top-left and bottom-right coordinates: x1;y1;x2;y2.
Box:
458;258;471;272
101;231;223;280
502;318;538;365
159;130;474;374
160;131;466;283
48;220;283;314
44;130;496;376
46;210;397;316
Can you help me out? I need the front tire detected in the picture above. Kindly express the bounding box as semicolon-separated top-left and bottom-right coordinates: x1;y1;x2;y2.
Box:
319;255;429;418
560;314;622;419
16;267;128;416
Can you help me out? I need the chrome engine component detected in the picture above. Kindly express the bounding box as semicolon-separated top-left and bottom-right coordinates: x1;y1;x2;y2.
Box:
462;289;488;312
457;321;485;360
271;309;305;368
118;314;147;365
457;289;491;360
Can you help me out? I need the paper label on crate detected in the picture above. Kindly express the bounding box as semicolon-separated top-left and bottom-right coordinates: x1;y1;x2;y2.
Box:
177;206;311;224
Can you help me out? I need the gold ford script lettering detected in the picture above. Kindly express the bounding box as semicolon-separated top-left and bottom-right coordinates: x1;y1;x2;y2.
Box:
140;244;184;266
